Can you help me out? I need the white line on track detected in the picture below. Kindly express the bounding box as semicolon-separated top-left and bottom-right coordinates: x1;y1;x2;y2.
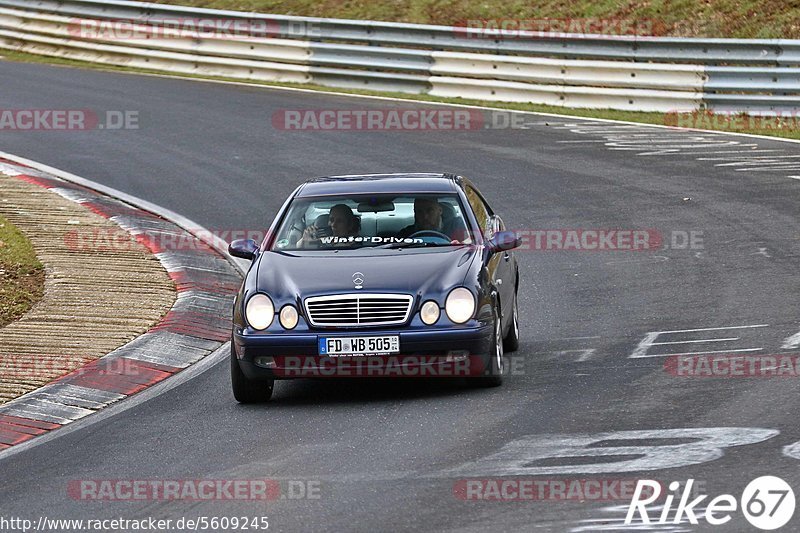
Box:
697;153;800;159
638;150;785;157
654;324;768;334
650;337;739;346
640;149;781;155
547;349;597;362
629;325;768;358
738;166;800;171
783;329;800;349
632;348;763;358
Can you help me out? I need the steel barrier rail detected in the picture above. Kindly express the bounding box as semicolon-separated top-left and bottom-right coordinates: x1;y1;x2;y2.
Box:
0;26;700;111
428;77;702;112
0;25;432;93
0;7;706;89
0;7;434;72
0;4;703;111
705;67;800;92
429;52;706;90
0;7;314;65
0;0;798;114
0;27;314;83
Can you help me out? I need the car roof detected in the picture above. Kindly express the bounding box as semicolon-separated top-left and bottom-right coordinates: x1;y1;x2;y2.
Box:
295;173;460;197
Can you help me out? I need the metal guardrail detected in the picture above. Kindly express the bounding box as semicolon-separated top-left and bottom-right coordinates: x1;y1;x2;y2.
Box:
0;0;798;114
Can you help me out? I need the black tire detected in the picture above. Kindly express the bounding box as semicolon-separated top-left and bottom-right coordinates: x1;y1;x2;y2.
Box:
474;309;504;388
231;343;274;403
503;288;520;353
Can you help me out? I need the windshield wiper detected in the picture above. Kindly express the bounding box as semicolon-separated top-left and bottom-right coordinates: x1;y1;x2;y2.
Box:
376;241;446;249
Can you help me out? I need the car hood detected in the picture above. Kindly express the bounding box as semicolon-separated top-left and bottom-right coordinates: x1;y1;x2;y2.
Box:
256;247;478;301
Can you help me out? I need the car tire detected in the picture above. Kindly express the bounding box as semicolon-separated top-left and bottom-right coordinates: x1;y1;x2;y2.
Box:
474;309;504;388
231;343;274;403
503;288;520;353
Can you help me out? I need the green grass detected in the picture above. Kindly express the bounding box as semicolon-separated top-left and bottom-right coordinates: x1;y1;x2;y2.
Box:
153;0;800;39
0;214;44;327
2;49;798;140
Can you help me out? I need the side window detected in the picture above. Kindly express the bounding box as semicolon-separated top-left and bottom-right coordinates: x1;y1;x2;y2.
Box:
465;186;494;240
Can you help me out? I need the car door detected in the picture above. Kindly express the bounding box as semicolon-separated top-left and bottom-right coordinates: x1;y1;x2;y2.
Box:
488;211;515;319
462;182;514;329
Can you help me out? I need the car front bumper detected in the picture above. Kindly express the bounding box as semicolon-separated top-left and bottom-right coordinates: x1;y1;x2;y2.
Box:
234;325;493;380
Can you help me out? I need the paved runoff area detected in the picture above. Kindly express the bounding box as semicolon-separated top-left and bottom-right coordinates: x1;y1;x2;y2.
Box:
0;157;241;449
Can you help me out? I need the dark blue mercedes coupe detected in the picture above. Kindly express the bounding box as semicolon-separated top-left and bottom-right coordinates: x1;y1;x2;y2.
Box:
228;173;521;403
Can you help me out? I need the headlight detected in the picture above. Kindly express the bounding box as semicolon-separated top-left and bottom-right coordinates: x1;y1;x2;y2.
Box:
445;288;475;324
245;293;274;330
279;304;299;329
420;300;440;325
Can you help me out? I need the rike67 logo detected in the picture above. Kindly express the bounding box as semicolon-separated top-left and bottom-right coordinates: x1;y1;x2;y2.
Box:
626;476;795;530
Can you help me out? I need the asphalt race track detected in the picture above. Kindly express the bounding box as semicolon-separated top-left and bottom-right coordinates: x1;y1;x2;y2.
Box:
1;60;800;532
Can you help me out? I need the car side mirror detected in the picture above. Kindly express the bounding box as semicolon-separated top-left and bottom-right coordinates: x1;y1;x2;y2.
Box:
487;231;521;253
228;239;259;260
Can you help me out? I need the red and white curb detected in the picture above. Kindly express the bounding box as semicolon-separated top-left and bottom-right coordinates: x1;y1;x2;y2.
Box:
0;157;242;450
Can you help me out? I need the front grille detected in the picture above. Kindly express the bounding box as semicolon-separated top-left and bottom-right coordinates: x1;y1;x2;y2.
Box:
304;294;414;327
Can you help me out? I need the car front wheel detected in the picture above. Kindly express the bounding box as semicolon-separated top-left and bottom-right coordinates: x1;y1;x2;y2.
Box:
231;343;274;403
503;288;520;352
474;309;504;388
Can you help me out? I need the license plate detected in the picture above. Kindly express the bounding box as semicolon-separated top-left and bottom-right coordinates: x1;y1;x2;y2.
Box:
319;335;400;356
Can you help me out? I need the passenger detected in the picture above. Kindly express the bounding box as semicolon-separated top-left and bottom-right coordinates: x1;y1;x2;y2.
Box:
296;204;360;247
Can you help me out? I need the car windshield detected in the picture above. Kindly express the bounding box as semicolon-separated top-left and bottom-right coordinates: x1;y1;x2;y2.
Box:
270;194;474;251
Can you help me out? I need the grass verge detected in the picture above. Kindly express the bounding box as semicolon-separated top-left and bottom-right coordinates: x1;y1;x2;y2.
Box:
1;48;799;140
0;214;44;328
154;0;800;39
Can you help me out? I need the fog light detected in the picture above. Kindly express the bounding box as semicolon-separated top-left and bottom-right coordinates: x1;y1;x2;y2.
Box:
254;356;276;368
446;350;469;362
420;300;440;325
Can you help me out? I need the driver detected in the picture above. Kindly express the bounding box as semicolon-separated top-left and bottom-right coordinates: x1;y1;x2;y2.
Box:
397;197;456;240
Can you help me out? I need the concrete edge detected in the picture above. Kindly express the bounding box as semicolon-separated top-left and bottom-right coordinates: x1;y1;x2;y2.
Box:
0;152;244;457
0;150;249;275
